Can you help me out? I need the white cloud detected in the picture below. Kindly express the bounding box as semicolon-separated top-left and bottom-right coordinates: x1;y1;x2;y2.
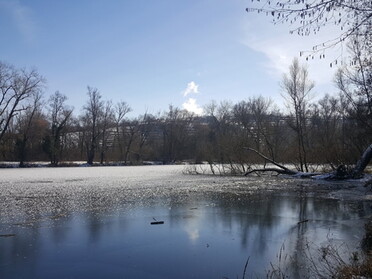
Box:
241;17;340;89
182;81;199;97
0;0;37;44
182;98;203;115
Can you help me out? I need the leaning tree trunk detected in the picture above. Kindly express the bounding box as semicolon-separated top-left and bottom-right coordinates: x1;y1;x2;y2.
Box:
243;147;298;176
244;143;372;179
352;144;372;178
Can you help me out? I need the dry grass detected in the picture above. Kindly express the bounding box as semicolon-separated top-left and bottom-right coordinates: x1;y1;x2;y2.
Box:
264;221;372;279
336;221;372;279
336;255;372;278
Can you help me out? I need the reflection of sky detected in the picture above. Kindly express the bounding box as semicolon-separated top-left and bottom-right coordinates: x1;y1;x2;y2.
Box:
185;226;200;243
181;208;203;244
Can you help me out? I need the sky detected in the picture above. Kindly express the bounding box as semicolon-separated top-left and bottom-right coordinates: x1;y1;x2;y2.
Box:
0;0;343;117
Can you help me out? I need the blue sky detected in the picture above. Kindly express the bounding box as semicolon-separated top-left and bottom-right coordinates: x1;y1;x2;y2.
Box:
0;0;340;116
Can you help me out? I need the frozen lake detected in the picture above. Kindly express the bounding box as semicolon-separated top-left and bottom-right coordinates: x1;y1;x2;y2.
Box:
0;165;371;278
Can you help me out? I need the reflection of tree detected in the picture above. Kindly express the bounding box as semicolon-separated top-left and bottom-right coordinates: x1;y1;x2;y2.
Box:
286;196;309;278
85;210;116;243
182;190;367;277
0;184;128;276
269;195;367;277
209;193;286;248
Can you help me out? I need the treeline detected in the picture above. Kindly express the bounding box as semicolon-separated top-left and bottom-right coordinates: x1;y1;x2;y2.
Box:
0;55;371;170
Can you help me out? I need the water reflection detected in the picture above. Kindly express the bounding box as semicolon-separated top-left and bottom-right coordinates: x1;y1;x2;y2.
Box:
1;190;369;279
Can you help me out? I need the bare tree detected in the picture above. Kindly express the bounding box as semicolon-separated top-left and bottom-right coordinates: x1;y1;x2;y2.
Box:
123;119;138;164
161;105;195;163
282;58;315;172
247;0;372;56
45;91;73;165
15;92;44;167
0;62;45;143
233;97;274;161
204;100;250;173
82;86;103;165
118;113;154;164
113;101;131;161
135;113;155;162
335;39;372;149
99;100;114;164
309;94;344;166
246;1;372;176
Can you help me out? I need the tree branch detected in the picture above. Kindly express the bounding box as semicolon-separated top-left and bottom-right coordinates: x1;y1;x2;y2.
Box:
243;147;298;175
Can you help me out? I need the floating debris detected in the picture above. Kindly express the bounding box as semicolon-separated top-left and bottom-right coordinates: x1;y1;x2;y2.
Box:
151;218;164;225
0;234;16;237
151;221;164;225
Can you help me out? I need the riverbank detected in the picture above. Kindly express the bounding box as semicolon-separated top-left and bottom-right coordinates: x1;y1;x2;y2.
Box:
0;160;165;168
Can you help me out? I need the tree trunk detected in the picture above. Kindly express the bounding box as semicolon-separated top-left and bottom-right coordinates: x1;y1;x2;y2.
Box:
243;147;298;176
17;137;27;168
244;144;372;179
87;141;95;165
352;144;372;178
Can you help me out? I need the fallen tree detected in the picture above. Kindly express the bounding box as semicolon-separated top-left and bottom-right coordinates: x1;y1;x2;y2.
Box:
244;144;372;180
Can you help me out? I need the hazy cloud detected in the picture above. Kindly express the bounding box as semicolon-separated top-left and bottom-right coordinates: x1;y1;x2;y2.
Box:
242;18;339;87
182;81;199;97
182;98;203;115
0;0;37;44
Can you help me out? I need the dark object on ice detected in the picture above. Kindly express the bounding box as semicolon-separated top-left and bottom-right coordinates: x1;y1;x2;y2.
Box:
151;221;164;225
0;234;16;237
151;218;164;225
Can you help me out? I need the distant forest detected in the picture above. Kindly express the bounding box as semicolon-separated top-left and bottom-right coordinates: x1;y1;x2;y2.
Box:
0;56;371;171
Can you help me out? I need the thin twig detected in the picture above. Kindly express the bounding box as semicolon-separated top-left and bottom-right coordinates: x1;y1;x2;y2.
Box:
242;256;250;279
